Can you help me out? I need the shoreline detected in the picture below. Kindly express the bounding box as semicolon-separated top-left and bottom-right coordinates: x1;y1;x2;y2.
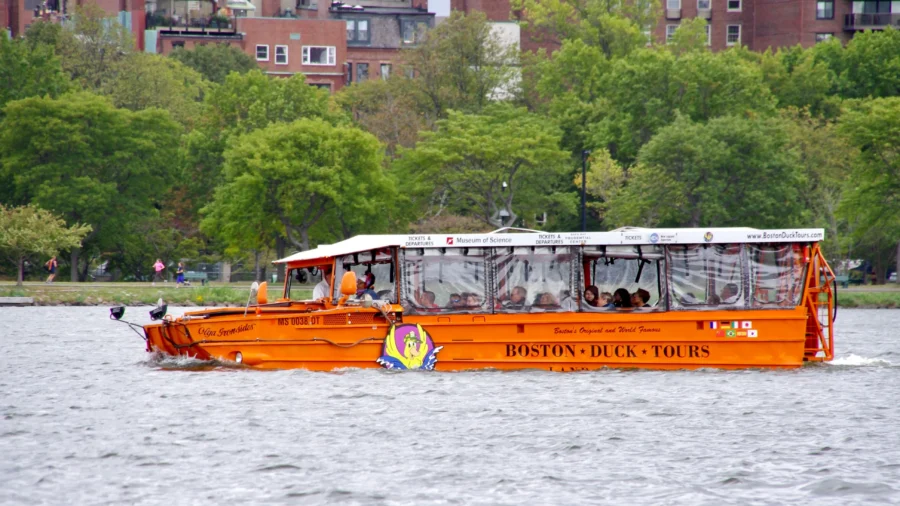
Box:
2;282;898;309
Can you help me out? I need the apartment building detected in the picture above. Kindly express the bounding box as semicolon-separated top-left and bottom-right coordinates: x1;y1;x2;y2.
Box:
451;0;899;52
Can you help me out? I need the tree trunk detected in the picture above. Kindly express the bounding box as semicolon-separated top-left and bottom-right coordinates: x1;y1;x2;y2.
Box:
70;248;79;282
253;250;261;282
17;256;24;287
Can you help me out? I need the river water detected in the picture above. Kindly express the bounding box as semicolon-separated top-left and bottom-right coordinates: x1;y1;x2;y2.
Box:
0;307;898;505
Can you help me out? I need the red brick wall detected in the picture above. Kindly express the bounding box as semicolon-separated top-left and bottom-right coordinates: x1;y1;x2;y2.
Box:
451;0;510;21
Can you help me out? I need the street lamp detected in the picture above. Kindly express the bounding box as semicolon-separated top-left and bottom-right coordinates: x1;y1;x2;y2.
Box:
581;150;591;232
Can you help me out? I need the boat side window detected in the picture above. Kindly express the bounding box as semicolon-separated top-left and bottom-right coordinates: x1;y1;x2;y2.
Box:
400;248;488;314
493;247;575;313
332;248;396;302
668;244;745;310
748;243;807;307
286;267;314;301
582;245;664;311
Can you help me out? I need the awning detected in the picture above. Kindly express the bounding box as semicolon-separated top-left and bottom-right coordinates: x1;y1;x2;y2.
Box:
225;0;256;10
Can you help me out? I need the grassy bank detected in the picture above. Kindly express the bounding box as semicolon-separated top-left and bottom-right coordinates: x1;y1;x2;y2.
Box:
836;290;900;309
0;282;312;306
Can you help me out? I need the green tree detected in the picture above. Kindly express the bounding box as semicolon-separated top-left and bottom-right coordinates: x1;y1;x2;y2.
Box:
0;204;91;286
760;45;839;117
666;17;709;55
57;3;134;90
404;11;518;118
102;52;210;127
601;114;805;228
838;97;900;282
395;104;571;229
588;47;776;164
201;119;393;254
0;92;182;281
836;28;900;99
510;0;658;58
334;76;427;159
0;30;71;112
169;43;258;84
183;70;338;212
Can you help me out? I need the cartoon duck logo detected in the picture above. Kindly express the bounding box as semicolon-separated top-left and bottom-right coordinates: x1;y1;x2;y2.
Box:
703;231;714;243
377;323;442;370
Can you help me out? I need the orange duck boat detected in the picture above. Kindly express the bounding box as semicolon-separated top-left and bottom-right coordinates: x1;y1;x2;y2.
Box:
118;227;836;371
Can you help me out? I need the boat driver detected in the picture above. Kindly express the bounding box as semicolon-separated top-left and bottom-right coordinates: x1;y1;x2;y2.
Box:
313;267;333;300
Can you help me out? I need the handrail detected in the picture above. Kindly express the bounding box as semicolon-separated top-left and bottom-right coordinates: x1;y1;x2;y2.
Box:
802;244;835;361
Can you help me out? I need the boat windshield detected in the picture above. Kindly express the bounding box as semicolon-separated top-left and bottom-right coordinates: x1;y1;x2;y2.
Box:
333;248;396;302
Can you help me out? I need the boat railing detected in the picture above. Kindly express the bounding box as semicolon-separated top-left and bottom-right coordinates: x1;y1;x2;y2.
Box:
803;244;836;361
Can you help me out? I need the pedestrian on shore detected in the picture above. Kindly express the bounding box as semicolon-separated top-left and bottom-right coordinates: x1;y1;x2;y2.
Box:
176;262;185;288
153;258;165;286
45;256;57;284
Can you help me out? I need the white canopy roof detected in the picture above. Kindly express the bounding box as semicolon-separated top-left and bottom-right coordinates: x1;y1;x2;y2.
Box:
274;227;824;264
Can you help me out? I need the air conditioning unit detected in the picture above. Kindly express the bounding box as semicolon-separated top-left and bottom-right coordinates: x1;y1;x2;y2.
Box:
698;8;711;19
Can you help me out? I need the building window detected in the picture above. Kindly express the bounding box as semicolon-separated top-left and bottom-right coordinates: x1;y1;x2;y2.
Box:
302;46;336;66
256;44;269;62
345;62;352;85
816;0;834;19
356;62;369;82
726;24;741;45
705;24;711;45
402;20;429;44
698;0;710;9
727;0;741;11
666;24;678;42
815;33;833;42
380;63;391;80
275;45;288;65
346;19;370;43
667;0;680;8
862;1;892;14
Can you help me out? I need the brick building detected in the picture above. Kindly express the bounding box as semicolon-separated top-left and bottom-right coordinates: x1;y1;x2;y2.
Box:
451;0;899;52
150;0;434;91
2;0;146;49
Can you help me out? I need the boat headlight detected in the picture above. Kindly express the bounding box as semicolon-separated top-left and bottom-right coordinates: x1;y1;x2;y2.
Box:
235;352;243;364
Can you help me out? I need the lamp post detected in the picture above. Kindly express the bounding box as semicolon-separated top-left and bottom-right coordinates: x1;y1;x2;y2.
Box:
581;150;590;232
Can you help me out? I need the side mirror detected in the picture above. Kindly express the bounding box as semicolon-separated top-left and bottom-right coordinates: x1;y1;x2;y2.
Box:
110;306;125;320
149;298;167;321
256;281;268;305
340;271;357;296
244;282;259;317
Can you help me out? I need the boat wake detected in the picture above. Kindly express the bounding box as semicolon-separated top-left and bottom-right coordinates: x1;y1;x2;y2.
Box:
144;351;243;371
828;354;894;367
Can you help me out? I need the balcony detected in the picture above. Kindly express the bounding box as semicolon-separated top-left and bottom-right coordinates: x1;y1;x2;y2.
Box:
147;13;239;36
844;13;900;30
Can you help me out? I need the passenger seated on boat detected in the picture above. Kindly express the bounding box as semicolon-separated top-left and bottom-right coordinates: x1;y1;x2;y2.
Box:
631;289;650;308
312;267;333;300
706;293;722;305
583;286;600;307
600;292;615;308
356;278;378;300
447;293;463;309
464;293;482;308
721;283;740;303
534;292;559;309
504;286;528;309
613;288;633;308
